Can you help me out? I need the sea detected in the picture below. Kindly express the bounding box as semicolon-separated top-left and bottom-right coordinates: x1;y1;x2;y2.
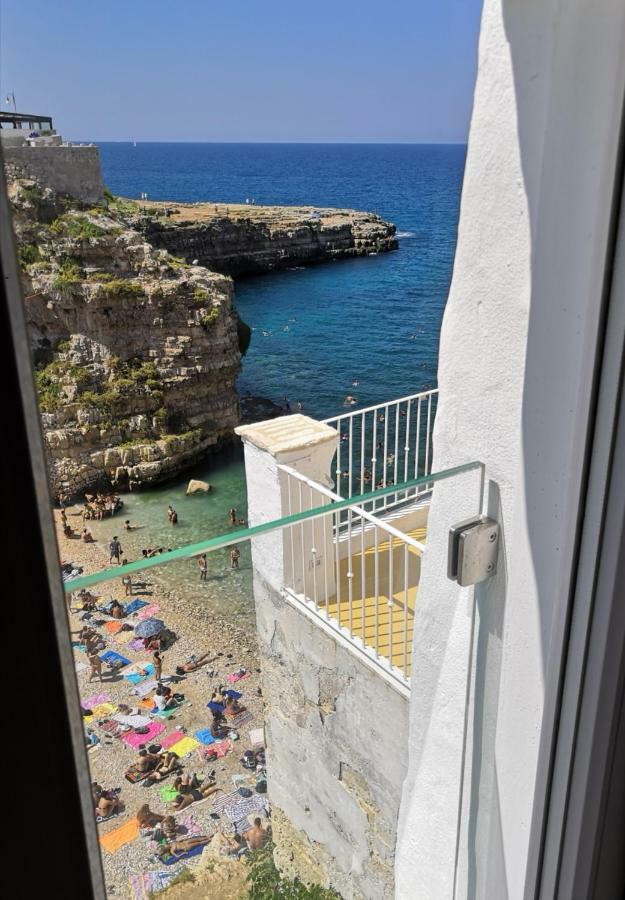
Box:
88;143;466;618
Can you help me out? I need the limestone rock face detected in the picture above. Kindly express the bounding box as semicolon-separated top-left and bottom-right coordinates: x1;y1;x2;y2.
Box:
7;173;242;498
137;201;398;276
186;478;211;494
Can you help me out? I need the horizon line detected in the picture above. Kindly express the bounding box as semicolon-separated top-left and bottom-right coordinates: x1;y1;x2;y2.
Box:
72;139;468;147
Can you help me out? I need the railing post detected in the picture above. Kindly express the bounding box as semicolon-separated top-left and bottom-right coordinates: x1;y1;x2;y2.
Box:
236;415;338;596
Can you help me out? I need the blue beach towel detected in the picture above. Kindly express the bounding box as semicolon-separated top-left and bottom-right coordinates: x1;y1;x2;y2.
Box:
100;650;131;668
207;701;224;715
125;599;148;616
194;728;215;746
125;663;156;685
225;689;242;700
161;843;206;865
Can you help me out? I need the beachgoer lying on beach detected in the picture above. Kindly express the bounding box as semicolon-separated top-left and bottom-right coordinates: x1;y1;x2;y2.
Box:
157;836;211;860
243;817;270;851
135;748;160;774
175;651;218;676
224;696;245;716
136;804;164;829
149;752;180;781
167;777;219;811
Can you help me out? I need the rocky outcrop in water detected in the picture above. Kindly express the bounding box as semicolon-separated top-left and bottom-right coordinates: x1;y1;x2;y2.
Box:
133;201;398;276
8;175;242;497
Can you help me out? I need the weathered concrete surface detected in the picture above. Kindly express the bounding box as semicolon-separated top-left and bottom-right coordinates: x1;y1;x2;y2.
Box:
254;574;409;899
135;201;398;276
3;144;104;204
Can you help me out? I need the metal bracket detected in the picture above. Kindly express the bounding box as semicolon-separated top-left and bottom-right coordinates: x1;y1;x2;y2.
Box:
448;516;499;587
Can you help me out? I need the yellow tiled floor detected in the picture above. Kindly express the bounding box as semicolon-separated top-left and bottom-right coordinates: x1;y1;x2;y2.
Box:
322;526;425;677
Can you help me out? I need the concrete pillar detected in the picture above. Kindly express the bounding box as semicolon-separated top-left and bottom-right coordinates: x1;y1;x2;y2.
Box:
235;414;338;597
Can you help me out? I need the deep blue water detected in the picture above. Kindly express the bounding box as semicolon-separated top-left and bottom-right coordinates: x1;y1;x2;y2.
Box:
98;143;466;420
87;144;465;616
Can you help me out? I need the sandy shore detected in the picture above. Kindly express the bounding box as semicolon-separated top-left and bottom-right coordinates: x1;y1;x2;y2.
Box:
57;508;265;899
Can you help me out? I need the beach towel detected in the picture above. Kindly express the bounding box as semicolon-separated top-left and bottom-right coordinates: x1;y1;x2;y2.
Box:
137;604;160;620
249;728;265;748
196;740;231;763
99;817;140;853
122;722;164;749
128;870;176;900
160;843;206;865
71;642;86;653
81;692;110;710
82;713;94;725
113;714;152;729
160;784;179;803
125;663;156;685
207;701;224;715
230;710;253;729
105;621;123;635
194;728;215;746
225;689;242;700
91;702;118;717
211;790;241;814
169;736;200;757
177;813;203;837
222;794;269;823
132;679;158;698
100;720;126;740
129;638;145;652
160;729;186;750
115;630;134;645
153;705;179;720
125;599;148;616
100;650;131;668
139;697;155;710
124;765;150;784
226;671;249;683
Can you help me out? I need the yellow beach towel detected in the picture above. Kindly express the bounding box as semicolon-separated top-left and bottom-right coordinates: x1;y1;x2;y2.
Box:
91;702;118;717
170;736;200;757
99;817;139;853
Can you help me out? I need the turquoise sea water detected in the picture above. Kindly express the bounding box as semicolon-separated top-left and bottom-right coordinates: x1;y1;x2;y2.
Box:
88;143;465;616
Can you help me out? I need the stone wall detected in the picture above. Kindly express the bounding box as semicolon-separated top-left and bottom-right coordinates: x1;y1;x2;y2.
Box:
3;144;104;204
254;574;408;900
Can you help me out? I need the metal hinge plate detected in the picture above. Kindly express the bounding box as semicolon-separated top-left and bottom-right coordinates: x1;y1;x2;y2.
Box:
448;516;499;587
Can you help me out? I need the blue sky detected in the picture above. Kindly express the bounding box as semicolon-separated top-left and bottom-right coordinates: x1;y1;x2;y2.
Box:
0;0;482;142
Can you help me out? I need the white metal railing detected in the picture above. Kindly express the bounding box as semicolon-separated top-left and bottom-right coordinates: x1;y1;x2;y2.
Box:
278;463;425;690
323;388;438;515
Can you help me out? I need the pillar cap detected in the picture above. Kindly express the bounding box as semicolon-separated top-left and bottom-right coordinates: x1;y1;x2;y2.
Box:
236;414;337;457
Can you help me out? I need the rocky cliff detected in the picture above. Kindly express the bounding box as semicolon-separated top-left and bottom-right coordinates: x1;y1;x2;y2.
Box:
9;175;242;497
132;200;398;276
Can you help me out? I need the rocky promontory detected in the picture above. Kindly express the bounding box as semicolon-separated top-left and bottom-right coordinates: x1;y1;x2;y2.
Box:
130;200;398;276
7;166;397;498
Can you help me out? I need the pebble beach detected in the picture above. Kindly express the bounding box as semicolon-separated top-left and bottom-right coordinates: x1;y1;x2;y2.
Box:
56;506;267;899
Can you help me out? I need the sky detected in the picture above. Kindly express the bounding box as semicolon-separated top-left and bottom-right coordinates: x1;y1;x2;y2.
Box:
0;0;483;143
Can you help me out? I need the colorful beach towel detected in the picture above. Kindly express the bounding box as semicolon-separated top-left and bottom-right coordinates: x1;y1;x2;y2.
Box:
196;739;231;762
122;722;164;749
222;794;269;823
100;650;131;668
160;729;186;750
125;663;156;685
137;604;160;620
230;710;253;729
211;790;240;814
226;671;249;683
194;728;215;746
91;702;118;717
99;817;139;853
81;692;110;710
169;736;200;757
105;620;123;635
129;638;145;652
177;813;203;837
153;705;178;720
161;843;206;865
160;784;179;803
128;870;176;900
125;599;148;616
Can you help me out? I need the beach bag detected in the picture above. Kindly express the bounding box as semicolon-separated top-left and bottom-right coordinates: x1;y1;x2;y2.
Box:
241;750;256;770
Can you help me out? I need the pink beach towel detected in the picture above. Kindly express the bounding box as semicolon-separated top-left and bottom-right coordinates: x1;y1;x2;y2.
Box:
122;722;164;748
81;692;110;710
160;729;185;750
129;639;145;651
137;604;160;620
196;740;231;763
226;671;249;683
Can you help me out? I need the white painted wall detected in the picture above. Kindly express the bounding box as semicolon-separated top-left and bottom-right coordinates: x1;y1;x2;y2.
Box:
396;1;625;898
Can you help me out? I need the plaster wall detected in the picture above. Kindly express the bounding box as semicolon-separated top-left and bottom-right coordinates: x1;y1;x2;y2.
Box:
3;144;104;203
396;1;625;898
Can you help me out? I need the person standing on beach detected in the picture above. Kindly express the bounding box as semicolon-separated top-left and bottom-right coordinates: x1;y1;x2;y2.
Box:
88;651;103;683
230;546;240;569
229;507;236;526
122;572;132;595
198;554;207;581
153;650;163;680
109;536;123;565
